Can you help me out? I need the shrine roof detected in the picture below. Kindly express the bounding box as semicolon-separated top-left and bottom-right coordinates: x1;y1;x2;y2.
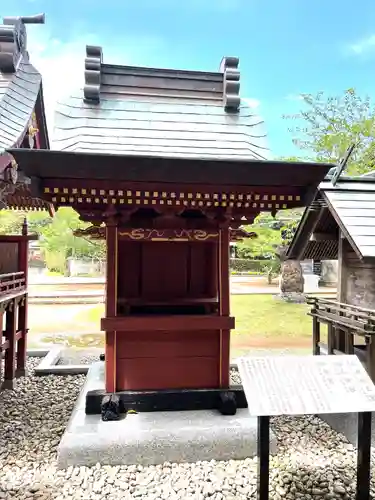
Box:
287;176;375;260
51;48;269;160
7;148;333;191
0;13;51;213
0;15;49;151
7;47;333;199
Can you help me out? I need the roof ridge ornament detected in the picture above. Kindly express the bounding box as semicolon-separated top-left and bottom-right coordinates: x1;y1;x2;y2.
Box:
331;143;356;186
84;45;103;103
219;56;240;113
0;13;45;73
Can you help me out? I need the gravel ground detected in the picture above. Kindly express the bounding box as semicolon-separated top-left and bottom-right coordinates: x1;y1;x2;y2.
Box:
0;358;375;499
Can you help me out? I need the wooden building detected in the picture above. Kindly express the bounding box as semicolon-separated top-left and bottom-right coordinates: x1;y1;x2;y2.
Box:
0;13;50;389
9;45;332;414
287;175;375;381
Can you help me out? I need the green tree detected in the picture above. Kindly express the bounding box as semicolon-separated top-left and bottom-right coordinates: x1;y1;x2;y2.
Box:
0;208;105;274
284;88;375;175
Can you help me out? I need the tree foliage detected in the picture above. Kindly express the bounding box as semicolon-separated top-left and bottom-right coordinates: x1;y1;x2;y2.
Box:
0;208;105;273
284;88;375;175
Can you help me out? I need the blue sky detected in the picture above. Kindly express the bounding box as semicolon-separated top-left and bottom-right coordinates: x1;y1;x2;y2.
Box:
3;0;375;157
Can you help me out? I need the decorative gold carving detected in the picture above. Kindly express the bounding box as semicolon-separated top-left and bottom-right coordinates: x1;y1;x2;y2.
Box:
118;228;219;242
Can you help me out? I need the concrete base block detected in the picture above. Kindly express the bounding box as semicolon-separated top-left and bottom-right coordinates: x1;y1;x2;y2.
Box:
43;364;89;376
58;362;276;468
26;349;50;358
1;379;15;390
321;412;375;447
34;347;62;375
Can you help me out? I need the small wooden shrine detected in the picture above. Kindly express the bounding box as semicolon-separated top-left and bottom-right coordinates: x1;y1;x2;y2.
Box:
9;46;332;414
0;13;50;389
287;173;375;381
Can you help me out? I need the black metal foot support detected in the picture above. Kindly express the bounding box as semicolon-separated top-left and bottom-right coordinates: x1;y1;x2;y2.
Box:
356;411;372;500
257;415;270;500
218;391;237;415
86;387;248;415
101;394;122;421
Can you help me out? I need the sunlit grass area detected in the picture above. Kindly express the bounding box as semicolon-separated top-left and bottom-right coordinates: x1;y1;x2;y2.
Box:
72;294;313;339
28;294;321;350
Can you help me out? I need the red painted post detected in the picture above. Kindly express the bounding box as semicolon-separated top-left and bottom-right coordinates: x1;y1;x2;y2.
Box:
219;227;230;388
105;218;118;393
16;218;29;377
3;300;17;389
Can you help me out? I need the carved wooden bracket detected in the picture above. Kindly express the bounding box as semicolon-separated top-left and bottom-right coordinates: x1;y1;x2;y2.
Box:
84;45;103;103
0;14;45;73
219;56;240;112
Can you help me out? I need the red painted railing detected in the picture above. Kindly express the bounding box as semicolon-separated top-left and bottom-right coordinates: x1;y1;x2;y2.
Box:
0;272;26;296
0;272;28;389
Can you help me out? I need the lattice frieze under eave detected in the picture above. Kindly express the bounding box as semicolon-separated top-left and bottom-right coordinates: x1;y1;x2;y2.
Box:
43;186;301;211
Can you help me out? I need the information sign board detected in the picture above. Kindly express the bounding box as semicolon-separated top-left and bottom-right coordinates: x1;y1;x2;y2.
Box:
238;355;375;417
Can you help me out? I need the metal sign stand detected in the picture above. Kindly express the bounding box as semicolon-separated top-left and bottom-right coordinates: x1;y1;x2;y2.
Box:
257;416;270;500
256;411;372;500
237;355;375;500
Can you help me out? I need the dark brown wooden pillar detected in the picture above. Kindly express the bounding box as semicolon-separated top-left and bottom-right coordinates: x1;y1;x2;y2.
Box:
366;337;375;383
218;227;230;388
105;220;118;393
0;310;3;384
16;219;29;377
336;232;347;352
312;315;320;355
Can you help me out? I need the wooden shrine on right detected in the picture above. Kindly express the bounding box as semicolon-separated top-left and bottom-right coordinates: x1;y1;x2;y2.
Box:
287;173;375;381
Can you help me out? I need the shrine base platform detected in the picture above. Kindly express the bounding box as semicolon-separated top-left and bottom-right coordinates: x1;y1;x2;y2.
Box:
58;362;277;468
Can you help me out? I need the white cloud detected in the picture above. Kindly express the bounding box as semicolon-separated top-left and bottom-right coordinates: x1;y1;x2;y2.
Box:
27;27;100;132
348;34;375;55
242;98;260;109
284;94;304;102
26;26;165;133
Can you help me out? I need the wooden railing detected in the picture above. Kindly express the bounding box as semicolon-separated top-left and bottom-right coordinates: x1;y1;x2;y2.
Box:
0;272;26;296
307;297;375;381
0;271;28;390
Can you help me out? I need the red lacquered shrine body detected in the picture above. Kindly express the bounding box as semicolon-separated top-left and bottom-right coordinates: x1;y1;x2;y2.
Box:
10;46;332;412
0;13;51;390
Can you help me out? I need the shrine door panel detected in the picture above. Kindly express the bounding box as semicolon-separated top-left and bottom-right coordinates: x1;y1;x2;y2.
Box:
117;240;218;301
117;241;142;299
141;242;188;299
189;243;217;297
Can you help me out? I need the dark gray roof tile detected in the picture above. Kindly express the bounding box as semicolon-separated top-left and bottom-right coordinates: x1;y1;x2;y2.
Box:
53;95;269;160
287;179;375;260
53;47;269;160
0;58;42;149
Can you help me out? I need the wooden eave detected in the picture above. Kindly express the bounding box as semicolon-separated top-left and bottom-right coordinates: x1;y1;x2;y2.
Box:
8;149;332;189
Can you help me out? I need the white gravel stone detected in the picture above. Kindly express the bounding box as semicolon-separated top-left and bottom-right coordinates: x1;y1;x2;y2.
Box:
1;358;375;499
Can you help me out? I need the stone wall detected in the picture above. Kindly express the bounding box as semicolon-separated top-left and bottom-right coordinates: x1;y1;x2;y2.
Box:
320;260;338;286
344;245;375;309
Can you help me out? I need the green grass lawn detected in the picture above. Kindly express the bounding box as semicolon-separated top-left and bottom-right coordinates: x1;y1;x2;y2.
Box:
76;294;313;341
231;295;312;339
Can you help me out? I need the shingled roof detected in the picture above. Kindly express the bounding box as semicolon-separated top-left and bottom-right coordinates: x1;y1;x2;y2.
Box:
52;47;269;160
0;13;52;213
287;176;375;260
0;14;49;153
